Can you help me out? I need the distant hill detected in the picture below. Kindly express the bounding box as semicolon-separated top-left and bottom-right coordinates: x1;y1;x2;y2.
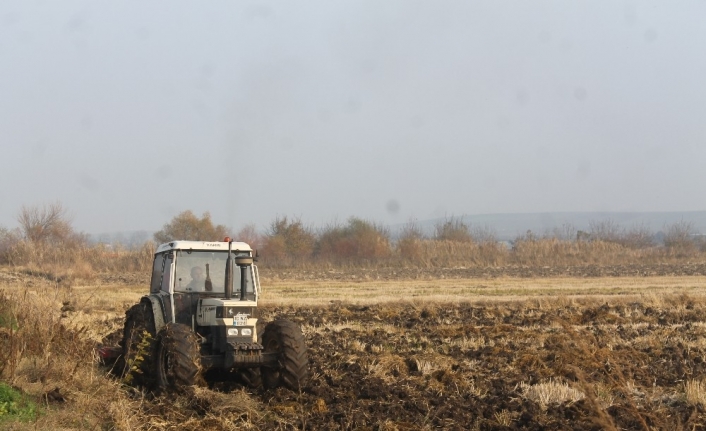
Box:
409;211;706;241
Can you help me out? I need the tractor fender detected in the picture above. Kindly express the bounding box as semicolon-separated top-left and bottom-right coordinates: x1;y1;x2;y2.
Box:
142;296;167;333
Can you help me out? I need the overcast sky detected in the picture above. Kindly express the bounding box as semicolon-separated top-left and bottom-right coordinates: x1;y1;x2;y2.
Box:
2;1;705;235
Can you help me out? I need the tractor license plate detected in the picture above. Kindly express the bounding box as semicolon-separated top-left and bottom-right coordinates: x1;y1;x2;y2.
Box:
234;313;248;326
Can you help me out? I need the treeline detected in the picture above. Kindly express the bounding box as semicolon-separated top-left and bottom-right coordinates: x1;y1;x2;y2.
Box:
1;204;706;280
254;216;706;268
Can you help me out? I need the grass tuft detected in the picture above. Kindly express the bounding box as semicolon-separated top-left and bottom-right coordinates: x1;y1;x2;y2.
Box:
0;383;39;423
684;379;706;406
520;379;585;408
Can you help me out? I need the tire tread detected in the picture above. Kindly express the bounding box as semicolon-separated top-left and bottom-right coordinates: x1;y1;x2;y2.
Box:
262;319;309;390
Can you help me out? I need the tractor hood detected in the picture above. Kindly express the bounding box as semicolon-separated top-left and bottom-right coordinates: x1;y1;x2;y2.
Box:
197;298;258;328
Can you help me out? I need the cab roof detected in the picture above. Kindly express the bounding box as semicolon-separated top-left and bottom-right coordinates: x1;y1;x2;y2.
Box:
155;240;252;254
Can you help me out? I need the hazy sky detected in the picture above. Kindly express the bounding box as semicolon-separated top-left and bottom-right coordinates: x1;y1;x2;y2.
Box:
2;1;706;235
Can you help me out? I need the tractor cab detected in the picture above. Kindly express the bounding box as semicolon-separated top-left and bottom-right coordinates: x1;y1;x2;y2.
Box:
149;239;260;327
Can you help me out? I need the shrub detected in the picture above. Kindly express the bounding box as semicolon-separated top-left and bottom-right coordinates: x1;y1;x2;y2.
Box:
317;218;391;262
396;220;425;263
261;216;315;264
0;227;21;265
434;217;472;242
154;211;228;243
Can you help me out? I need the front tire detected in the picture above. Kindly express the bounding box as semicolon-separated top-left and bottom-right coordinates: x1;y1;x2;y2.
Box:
119;301;157;388
261;320;309;390
155;323;202;392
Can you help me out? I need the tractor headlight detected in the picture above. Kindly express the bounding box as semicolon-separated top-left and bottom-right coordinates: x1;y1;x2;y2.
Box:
227;328;239;336
240;328;252;336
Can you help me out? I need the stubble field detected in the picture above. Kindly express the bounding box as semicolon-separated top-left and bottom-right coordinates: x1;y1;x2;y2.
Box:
1;266;706;430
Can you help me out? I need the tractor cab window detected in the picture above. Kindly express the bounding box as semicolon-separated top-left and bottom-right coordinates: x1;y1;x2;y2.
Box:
174;250;254;296
161;253;174;293
150;253;165;294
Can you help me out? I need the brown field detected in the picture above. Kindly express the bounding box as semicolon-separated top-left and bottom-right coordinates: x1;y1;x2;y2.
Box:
2;267;706;430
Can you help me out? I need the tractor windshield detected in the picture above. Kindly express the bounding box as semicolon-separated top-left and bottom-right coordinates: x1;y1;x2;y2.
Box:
173;250;254;295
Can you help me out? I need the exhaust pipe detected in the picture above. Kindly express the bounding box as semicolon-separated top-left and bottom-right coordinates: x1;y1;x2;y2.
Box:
224;240;233;300
235;254;254;301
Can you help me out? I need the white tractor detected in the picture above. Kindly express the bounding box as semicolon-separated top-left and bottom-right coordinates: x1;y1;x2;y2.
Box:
113;238;309;391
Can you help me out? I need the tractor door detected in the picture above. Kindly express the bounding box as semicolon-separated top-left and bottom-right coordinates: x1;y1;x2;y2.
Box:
148;251;174;324
150;253;165;294
160;252;175;323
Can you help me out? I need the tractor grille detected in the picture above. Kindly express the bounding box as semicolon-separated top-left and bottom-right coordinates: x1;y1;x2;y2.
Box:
229;342;263;364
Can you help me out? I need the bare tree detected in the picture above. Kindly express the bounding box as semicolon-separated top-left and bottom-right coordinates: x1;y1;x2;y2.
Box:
17;202;74;243
235;224;262;250
621;224;654;249
663;221;696;255
588;219;622;243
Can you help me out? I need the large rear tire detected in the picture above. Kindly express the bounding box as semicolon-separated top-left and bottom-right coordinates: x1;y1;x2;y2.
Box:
119;301;157;388
155;323;202;392
261;320;309;390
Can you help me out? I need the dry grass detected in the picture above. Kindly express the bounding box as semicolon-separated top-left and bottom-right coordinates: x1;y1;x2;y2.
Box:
684;378;706;406
519;379;586;408
259;275;706;306
260;237;706;269
5;241;154;283
0;281;125;429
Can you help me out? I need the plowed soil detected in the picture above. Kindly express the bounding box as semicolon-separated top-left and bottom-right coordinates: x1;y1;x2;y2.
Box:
250;299;706;430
